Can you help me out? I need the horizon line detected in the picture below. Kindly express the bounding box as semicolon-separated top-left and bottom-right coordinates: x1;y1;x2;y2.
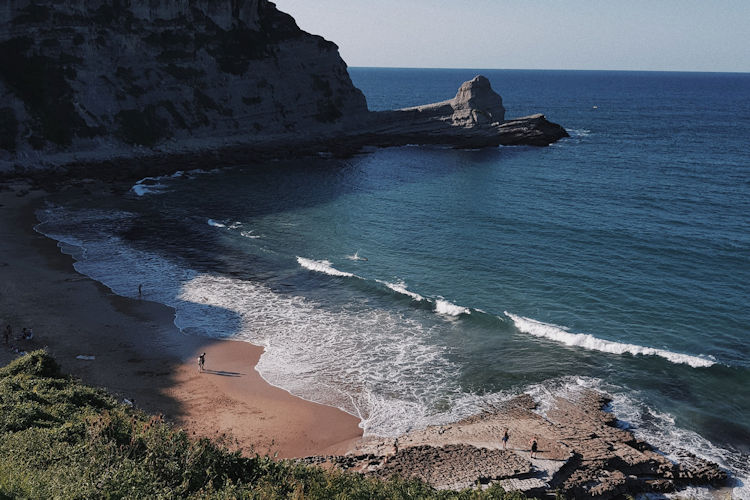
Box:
348;66;750;75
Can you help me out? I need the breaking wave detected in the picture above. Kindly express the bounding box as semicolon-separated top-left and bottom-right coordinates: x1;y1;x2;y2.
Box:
297;256;356;278
377;280;425;302
504;312;716;368
435;299;471;317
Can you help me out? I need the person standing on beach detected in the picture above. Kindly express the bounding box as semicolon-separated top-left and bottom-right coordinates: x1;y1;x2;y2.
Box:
198;352;205;372
530;435;539;459
4;325;11;344
501;428;509;450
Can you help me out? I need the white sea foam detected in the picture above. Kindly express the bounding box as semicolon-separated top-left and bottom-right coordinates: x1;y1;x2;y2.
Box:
130;173;186;196
569;128;592;137
606;386;749;499
435;299;470;317
177;273;487;435
297;256;355;278
377;280;425;302
130;168;223;197
504;312;716;368
207;219;226;228
131;178;167;196
345;250;368;261
240;230;261;239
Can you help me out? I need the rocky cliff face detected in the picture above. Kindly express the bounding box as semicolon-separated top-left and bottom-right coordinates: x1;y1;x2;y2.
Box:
0;2;568;172
0;0;367;160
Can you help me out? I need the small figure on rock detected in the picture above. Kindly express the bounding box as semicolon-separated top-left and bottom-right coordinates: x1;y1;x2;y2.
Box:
198;352;205;372
393;437;399;455
501;428;509;450
530;435;539;459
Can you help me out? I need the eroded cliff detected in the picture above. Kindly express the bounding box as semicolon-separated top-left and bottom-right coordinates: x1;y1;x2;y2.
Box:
0;0;367;161
0;1;567;173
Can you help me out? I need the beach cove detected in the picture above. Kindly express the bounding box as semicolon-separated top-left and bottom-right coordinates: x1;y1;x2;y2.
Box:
0;150;739;497
0;185;361;459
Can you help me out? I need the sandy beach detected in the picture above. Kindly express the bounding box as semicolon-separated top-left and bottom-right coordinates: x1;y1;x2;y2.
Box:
0;183;362;459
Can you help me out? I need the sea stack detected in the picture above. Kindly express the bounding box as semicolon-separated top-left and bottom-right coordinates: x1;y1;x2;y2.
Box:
356;75;568;148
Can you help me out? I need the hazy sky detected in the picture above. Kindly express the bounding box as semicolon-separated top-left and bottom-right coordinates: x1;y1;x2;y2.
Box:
274;0;749;72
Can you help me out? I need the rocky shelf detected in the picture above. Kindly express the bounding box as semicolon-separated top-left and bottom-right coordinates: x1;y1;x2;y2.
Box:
300;389;727;499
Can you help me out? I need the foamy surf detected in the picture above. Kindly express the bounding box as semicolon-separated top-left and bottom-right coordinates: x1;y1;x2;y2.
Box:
240;230;261;239
297;256;356;278
207;219;226;228
131;177;167;196
176;273;488;436
435;299;470;317
504;312;716;368
130;171;187;196
377;280;425;302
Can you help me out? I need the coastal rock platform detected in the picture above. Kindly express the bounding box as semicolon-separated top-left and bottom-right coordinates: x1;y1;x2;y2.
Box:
357;75;568;148
302;389;727;499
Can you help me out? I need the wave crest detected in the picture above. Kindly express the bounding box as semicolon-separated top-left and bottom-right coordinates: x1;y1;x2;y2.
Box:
504;312;715;368
435;299;470;317
297;256;355;278
378;280;425;302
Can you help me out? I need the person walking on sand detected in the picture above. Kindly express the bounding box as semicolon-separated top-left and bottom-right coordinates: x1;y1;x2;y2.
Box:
501;428;509;450
530;435;539;459
198;352;205;372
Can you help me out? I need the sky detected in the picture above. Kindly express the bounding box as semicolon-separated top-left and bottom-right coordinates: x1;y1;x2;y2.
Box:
273;0;750;72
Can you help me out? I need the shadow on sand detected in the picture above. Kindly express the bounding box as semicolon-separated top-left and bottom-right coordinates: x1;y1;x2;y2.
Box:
203;369;243;377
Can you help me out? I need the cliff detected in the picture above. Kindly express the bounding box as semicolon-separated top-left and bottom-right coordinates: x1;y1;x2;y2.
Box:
0;0;367;162
0;1;567;172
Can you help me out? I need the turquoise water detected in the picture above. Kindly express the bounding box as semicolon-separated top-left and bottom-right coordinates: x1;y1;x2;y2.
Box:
37;69;750;493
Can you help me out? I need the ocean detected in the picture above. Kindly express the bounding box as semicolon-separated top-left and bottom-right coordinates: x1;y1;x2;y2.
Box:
36;68;750;496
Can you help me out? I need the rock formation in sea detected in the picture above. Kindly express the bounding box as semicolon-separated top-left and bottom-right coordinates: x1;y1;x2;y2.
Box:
359;75;568;148
0;0;567;172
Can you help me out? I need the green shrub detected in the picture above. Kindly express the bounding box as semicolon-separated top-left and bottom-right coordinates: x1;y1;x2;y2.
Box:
0;350;61;378
0;351;533;499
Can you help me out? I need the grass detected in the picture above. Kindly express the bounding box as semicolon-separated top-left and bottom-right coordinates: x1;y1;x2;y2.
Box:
0;351;534;499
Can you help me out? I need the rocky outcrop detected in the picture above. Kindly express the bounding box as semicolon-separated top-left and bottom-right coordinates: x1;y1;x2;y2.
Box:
304;389;727;499
0;1;567;172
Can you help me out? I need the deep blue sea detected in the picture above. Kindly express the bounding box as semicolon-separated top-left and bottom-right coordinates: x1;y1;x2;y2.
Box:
37;69;750;496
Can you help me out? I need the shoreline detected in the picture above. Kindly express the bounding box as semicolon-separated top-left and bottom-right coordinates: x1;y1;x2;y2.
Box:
0;181;736;497
0;183;362;458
